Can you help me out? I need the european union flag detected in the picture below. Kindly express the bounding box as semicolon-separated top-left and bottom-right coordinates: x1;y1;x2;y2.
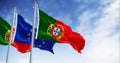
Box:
12;14;55;53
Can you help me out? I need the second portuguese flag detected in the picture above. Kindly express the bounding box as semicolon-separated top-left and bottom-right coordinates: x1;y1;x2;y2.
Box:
37;10;85;53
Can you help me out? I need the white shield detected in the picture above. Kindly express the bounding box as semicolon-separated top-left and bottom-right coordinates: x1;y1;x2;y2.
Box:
53;27;60;36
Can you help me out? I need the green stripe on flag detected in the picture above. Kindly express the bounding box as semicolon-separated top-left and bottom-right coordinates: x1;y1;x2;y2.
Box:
0;17;11;45
37;10;57;42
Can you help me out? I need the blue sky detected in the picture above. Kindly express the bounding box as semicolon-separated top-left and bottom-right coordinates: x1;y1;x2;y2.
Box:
0;0;119;63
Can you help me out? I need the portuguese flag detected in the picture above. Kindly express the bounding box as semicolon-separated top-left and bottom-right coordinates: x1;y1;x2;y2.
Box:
37;10;85;53
0;17;11;45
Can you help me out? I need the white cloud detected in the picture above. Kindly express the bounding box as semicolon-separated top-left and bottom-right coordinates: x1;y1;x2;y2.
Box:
75;0;119;63
18;58;29;63
100;0;114;5
55;12;72;25
75;9;102;42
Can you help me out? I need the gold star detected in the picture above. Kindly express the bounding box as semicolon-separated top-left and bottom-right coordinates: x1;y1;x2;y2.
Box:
43;42;45;45
39;45;41;47
28;38;30;40
28;33;30;36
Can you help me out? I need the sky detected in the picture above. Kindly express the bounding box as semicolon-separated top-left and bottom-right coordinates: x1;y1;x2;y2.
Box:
0;0;119;63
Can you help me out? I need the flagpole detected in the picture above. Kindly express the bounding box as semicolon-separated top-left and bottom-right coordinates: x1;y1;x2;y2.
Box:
6;7;16;63
29;2;37;63
35;3;39;39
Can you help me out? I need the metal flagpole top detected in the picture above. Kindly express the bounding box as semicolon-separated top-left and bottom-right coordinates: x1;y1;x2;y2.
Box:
13;6;16;10
12;6;17;13
34;1;38;8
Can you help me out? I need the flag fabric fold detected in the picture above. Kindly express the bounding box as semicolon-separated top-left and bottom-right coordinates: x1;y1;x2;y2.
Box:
0;17;11;45
12;14;55;53
37;9;85;53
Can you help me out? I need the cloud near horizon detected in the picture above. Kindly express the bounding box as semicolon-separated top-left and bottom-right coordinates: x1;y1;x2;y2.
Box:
75;0;119;63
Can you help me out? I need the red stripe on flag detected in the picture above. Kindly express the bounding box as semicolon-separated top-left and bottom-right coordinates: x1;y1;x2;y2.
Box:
12;42;31;53
56;20;85;53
